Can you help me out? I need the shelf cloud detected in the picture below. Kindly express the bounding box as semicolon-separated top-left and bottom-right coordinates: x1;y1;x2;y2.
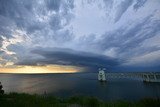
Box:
0;0;160;72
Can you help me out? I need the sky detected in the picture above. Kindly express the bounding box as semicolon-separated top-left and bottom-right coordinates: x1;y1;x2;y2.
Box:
0;0;160;73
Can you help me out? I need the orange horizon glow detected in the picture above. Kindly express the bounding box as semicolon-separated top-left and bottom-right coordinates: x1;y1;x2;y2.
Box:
0;65;80;74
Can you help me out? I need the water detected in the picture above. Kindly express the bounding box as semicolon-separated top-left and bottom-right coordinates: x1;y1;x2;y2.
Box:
0;73;160;101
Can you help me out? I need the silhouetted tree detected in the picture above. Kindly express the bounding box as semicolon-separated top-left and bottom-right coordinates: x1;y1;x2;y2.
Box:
0;82;4;95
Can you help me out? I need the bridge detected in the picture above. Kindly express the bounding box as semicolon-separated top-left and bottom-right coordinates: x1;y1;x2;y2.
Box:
105;72;160;82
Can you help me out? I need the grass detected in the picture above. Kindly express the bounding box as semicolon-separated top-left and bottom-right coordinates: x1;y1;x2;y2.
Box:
0;93;160;107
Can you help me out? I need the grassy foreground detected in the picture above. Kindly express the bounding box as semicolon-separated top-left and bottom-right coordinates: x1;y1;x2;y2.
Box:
0;93;160;107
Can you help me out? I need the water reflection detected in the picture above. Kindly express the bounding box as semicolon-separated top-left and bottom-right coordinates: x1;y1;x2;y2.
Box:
0;73;160;100
0;74;77;94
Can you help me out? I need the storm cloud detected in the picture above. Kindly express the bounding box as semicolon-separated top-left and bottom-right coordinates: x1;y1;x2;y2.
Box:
0;0;160;72
18;48;119;68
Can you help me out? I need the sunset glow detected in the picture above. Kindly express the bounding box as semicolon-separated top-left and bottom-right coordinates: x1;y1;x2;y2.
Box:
0;0;160;73
0;65;79;74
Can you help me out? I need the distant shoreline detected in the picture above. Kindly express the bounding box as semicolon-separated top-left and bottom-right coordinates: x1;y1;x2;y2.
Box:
0;72;160;75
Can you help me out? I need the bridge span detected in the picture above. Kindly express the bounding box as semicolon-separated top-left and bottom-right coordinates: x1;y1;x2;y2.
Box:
105;72;160;82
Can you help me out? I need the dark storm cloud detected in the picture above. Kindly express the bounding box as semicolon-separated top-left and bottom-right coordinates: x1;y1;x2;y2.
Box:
0;36;2;47
103;0;113;8
0;16;15;38
111;65;160;72
17;47;120;69
115;0;133;22
0;0;74;35
71;9;160;72
49;15;62;30
0;0;35;31
46;0;62;11
133;0;148;11
0;0;38;37
0;0;75;68
46;0;74;11
54;29;73;42
0;0;160;72
99;15;160;57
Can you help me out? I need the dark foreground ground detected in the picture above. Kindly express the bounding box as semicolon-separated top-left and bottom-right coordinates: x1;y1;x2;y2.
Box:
0;93;160;107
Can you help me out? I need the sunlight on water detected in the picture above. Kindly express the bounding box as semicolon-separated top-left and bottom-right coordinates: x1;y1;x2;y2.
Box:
0;73;160;100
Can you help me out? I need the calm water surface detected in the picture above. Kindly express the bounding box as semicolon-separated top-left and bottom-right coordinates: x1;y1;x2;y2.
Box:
0;73;160;101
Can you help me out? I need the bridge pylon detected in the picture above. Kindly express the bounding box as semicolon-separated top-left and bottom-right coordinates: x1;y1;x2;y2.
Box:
98;68;106;82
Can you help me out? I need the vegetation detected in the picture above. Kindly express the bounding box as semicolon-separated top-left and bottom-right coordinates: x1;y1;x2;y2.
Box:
0;93;160;107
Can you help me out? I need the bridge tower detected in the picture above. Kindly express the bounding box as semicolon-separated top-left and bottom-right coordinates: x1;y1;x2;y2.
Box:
98;68;106;82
